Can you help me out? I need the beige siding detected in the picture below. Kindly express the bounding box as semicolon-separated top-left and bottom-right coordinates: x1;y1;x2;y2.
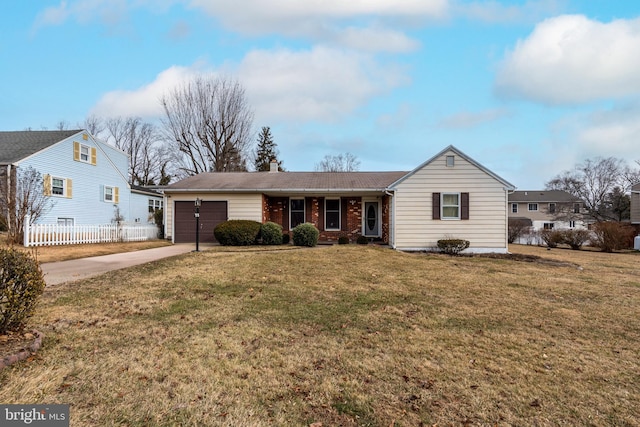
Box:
631;189;640;224
393;151;508;251
164;192;263;240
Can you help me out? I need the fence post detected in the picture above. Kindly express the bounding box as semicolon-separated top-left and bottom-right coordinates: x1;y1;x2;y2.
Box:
23;214;30;247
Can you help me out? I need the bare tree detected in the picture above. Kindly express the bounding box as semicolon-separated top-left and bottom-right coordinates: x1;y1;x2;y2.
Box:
82;115;106;136
104;117;169;185
0;167;54;244
160;75;254;177
315;152;360;172
546;157;633;221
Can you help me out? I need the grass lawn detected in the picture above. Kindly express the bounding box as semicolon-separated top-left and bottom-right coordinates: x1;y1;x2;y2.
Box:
1;244;639;426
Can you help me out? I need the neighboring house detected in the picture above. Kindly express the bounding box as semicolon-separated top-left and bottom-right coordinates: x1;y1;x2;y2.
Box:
631;183;640;225
508;190;589;242
163;145;516;253
0;130;163;227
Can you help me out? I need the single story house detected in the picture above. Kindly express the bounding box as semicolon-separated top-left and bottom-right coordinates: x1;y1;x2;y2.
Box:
162;145;516;253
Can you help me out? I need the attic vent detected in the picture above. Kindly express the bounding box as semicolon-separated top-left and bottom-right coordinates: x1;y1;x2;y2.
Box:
446;155;454;167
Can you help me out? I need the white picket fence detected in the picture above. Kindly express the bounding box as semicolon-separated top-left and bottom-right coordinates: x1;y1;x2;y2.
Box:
23;222;159;247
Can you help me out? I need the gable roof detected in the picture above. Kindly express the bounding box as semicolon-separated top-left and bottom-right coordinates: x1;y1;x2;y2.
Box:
387;145;516;190
0;130;82;164
165;171;408;193
632;183;640;193
509;190;581;203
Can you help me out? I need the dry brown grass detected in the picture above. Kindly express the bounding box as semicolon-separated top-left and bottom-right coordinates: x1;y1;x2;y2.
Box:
0;232;172;263
1;244;639;426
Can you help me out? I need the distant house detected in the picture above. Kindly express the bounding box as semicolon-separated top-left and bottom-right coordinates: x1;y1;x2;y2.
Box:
0;130;162;230
631;183;640;225
508;190;589;243
163;145;516;253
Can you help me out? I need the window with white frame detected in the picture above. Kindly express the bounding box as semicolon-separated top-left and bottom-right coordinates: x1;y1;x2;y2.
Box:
52;177;65;196
512;203;518;213
57;218;74;226
543;222;554;230
441;193;460;219
104;186;114;202
80;144;90;162
325;199;340;230
148;199;163;213
528;203;538;211
290;199;305;229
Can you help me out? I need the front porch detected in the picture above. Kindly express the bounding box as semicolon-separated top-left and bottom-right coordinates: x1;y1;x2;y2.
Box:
262;195;391;244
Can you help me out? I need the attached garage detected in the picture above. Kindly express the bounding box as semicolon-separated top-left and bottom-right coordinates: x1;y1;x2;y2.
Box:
173;201;228;243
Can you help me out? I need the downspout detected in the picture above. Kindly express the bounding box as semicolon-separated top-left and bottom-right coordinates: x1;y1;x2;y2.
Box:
385;189;395;249
6;164;11;235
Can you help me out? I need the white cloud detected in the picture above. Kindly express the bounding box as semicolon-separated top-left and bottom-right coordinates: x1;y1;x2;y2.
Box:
90;65;203;118
496;15;640;104
91;46;409;123
188;0;447;52
576;105;640;158
437;108;511;129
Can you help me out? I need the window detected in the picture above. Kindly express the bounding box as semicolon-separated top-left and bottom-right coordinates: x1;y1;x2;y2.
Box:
52;177;65;196
74;141;96;165
543;222;554;230
569;221;576;228
442;193;460;219
104;186;119;203
549;203;556;214
148;199;163;213
57;218;74;226
446;155;455;167
325;199;340;230
80;145;90;162
573;203;580;214
511;203;518;213
290;199;305;229
528;203;538;211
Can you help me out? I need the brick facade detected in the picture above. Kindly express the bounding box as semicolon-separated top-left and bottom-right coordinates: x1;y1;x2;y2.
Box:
262;195;389;243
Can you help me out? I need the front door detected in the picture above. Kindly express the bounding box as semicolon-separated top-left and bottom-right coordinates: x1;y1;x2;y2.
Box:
364;201;379;237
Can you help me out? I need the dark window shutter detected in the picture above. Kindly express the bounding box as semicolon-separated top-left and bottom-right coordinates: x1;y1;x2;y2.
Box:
318;198;325;231
461;192;469;220
432;193;441;220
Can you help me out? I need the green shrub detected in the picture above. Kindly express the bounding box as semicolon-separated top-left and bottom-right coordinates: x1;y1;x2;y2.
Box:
282;233;290;244
261;221;283;245
592;222;635;252
561;229;592;250
356;235;369;245
292;223;319;247
338;236;350;245
214;220;261;246
540;229;564;248
436;238;470;255
0;248;46;334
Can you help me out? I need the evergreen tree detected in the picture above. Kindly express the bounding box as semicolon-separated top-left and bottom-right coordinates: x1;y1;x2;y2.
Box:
254;127;283;171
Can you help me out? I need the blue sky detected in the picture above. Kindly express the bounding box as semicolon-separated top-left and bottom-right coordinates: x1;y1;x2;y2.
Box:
2;1;640;189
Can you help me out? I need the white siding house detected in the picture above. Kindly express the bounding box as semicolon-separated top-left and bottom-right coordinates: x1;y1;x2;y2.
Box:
388;146;515;253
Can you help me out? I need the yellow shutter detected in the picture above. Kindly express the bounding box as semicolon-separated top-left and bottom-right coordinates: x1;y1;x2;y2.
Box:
91;147;97;165
73;141;80;161
66;179;73;198
114;187;119;204
43;174;51;196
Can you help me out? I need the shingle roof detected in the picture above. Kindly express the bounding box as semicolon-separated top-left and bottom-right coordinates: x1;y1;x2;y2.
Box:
165;171;409;192
509;190;581;203
0;130;82;163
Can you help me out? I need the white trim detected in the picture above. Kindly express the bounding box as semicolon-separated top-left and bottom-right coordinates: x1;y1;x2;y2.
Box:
104;185;115;202
362;197;381;237
396;247;509;254
441;192;461;220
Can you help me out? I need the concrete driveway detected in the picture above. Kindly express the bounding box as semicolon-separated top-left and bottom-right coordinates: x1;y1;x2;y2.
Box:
41;244;198;285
